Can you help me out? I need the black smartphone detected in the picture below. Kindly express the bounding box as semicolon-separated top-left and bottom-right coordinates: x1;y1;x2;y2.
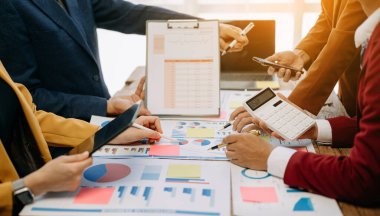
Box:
66;102;141;156
252;57;304;76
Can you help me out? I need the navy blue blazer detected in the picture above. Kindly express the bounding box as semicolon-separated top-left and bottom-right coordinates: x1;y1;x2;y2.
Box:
0;0;193;120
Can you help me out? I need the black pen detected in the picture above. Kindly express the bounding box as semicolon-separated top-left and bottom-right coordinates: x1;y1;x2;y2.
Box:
208;130;261;151
218;120;234;131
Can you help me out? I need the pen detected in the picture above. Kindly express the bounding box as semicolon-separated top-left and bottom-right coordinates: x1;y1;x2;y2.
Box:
208;129;261;150
221;22;254;56
218;120;234;131
132;123;180;143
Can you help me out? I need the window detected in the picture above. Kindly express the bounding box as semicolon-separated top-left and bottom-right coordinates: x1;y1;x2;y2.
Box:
98;0;321;94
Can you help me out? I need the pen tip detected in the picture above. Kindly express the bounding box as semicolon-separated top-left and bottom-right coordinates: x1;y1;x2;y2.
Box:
221;51;226;56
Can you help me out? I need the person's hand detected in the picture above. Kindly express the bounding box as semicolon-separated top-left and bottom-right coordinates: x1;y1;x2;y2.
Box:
265;50;307;82
224;134;274;170
109;116;162;145
24;152;92;196
229;106;256;132
219;23;249;53
107;77;151;116
256;93;318;140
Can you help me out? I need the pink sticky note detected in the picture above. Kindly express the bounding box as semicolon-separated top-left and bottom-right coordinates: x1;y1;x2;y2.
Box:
149;145;180;156
240;187;278;203
74;187;115;205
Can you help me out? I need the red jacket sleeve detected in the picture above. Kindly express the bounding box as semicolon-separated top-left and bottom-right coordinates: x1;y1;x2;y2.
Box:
283;24;380;206
328;116;357;148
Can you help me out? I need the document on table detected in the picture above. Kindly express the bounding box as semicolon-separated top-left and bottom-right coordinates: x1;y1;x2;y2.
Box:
146;20;220;116
21;158;231;216
231;164;342;216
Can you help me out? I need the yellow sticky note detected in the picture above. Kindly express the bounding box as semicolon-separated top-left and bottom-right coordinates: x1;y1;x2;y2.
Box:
186;128;215;138
167;164;201;179
228;101;242;109
256;81;279;89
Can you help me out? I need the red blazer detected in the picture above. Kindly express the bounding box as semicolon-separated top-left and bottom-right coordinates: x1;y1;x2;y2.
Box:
284;23;380;206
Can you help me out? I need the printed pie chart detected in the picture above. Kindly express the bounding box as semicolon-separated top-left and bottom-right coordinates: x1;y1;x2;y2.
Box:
84;163;131;183
192;139;211;146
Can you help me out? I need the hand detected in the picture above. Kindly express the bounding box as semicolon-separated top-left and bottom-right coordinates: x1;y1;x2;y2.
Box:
107;77;151;116
257;93;318;140
24;152;92;196
266;50;307;82
109;116;162;144
219;23;249;53
229;106;256;132
224;134;274;170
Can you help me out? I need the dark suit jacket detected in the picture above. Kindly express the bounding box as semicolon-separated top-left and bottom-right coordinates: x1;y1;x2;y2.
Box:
284;23;380;206
0;0;193;120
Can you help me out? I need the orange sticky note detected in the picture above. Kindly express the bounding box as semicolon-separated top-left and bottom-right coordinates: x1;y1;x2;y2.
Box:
240;187;278;203
74;187;114;205
149;145;180;156
290;147;308;152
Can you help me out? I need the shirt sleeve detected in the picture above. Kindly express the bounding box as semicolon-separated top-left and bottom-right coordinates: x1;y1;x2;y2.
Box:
267;147;297;178
316;119;333;143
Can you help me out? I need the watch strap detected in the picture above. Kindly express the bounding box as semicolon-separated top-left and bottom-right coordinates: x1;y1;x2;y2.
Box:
12;179;25;191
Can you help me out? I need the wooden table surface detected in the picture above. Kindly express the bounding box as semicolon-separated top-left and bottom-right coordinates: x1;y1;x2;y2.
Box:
123;67;380;216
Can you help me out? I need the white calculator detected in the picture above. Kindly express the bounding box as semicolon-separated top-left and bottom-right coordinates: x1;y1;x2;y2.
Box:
243;88;315;140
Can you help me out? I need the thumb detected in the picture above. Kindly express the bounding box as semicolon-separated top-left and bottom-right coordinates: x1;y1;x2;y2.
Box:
59;151;89;163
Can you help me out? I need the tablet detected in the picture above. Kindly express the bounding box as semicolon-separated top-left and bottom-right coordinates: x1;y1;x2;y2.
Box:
67;102;141;156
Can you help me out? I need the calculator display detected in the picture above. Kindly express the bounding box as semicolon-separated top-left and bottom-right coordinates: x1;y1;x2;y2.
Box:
246;88;276;111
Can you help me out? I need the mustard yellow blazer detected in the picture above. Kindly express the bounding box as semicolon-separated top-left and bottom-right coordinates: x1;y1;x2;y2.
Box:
0;62;98;215
289;0;367;116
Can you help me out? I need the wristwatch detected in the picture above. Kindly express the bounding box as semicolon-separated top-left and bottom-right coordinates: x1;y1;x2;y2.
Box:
12;179;35;205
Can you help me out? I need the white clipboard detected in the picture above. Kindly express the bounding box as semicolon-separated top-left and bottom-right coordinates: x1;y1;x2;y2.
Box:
146;19;220;117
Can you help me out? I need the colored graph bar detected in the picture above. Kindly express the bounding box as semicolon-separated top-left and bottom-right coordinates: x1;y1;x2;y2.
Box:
286;188;303;193
183;188;192;194
143;187;152;201
141;165;162;180
164;187;173;192
293;197;314;211
165;178;208;184
202;189;211;197
131;186;139;196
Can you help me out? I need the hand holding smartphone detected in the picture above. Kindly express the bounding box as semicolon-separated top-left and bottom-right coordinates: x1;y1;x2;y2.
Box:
252;57;304;77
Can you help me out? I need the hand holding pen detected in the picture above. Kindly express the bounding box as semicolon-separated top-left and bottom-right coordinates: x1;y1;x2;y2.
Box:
221;22;254;56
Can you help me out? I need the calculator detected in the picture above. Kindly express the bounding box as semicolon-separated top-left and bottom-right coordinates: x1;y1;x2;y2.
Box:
243;88;315;140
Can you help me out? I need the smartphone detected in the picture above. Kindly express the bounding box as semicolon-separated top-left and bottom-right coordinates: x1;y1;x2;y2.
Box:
252;57;304;76
66;102;141;156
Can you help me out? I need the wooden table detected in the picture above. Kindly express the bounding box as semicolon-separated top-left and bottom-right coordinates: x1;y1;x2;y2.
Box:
122;66;380;216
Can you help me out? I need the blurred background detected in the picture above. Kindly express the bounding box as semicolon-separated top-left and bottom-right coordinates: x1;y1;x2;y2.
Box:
98;0;321;94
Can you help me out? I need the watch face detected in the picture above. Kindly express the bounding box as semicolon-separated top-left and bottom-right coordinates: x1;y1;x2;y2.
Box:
16;190;34;205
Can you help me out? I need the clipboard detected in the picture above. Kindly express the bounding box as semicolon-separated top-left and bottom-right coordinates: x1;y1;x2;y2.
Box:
146;19;220;117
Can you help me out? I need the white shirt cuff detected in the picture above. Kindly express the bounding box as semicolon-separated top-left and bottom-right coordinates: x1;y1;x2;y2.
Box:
316;119;332;143
267;147;297;179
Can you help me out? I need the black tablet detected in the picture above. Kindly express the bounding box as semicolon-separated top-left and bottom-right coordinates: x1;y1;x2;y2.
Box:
67;102;141;156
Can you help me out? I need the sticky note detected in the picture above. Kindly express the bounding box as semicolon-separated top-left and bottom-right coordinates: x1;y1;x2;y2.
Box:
228;101;242;109
149;145;180;156
256;81;279;89
240;187;278;203
167;164;201;179
74;187;115;205
186;128;215;138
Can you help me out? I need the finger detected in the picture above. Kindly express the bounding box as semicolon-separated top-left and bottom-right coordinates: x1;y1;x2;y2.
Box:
139;105;151;116
271;132;285;140
267;66;275;75
74;157;93;172
291;71;302;81
229;106;245;121
219;38;228;51
278;68;286;78
236;112;251;119
223;134;240;144
146;116;163;134
236;118;253;132
140;130;161;140
283;69;292;82
59;151;89;163
265;54;277;63
226;144;236;152
259;121;272;134
134;77;145;96
232;117;243;131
